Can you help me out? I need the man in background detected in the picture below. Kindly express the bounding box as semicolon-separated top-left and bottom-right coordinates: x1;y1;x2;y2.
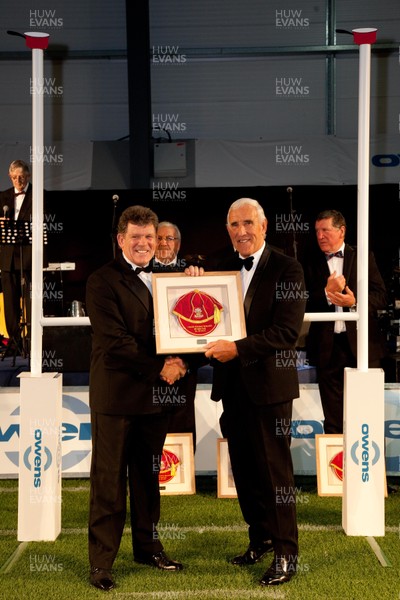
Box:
153;220;198;449
153;221;182;270
303;209;387;434
0;160;33;352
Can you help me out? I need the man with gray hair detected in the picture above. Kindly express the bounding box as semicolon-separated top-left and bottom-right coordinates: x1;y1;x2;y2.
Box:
204;197;306;586
154;220;182;270
0;160;33;353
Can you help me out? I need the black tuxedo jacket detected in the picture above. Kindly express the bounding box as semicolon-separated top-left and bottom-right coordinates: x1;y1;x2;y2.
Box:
210;245;307;406
0;183;33;271
86;254;168;415
304;243;387;368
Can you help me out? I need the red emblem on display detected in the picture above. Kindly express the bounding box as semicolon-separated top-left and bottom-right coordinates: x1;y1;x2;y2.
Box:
172;289;223;336
329;451;344;482
159;448;180;484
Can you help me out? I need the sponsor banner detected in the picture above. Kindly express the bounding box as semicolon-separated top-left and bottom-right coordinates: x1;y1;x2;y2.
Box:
0;387;91;478
1;384;399;477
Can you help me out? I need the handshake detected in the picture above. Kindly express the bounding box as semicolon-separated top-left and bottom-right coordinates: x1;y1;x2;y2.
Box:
160;356;187;385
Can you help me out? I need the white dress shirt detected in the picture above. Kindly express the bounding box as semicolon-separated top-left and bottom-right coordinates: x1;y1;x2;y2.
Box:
239;242;265;299
14;186;28;220
326;243;345;333
122;253;152;294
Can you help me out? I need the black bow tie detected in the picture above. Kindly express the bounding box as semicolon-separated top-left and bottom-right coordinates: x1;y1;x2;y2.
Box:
326;250;343;260
236;255;254;271
134;265;152;274
14;191;25;197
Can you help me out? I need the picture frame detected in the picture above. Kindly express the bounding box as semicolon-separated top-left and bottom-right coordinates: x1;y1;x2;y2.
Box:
217;438;237;498
315;433;388;497
152;272;246;354
159;433;196;495
315;434;344;496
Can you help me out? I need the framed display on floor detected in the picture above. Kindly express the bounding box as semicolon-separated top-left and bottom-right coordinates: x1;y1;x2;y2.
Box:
217;438;237;498
316;433;388;497
315;434;344;496
159;433;195;495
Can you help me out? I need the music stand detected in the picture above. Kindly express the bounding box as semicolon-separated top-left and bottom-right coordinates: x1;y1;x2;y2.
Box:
0;219;47;363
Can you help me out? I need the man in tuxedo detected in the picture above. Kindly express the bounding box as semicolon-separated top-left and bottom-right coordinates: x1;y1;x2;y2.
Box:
304;209;387;434
153;221;182;271
204;198;306;586
86;205;193;591
0;160;33;349
152;220;200;449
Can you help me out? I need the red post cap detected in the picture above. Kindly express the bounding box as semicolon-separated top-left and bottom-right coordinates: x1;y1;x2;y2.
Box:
352;28;377;45
24;32;49;50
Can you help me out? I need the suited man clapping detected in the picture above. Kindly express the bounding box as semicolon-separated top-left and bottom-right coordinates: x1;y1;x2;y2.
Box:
303;209;387;434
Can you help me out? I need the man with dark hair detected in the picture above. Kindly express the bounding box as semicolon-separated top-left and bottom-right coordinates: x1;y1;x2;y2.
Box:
86;205;189;591
304;209;387;433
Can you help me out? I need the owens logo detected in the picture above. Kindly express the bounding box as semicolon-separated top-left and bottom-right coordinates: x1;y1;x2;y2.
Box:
23;429;52;488
350;423;380;483
1;395;91;473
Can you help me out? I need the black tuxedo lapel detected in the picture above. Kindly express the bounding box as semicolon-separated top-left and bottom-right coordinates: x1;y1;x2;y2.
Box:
343;244;355;284
116;256;153;312
314;249;330;279
16;184;32;221
243;245;271;317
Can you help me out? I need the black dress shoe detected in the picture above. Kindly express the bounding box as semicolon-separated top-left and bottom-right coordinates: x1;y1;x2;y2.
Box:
260;556;297;586
90;567;115;591
231;540;273;565
135;550;183;571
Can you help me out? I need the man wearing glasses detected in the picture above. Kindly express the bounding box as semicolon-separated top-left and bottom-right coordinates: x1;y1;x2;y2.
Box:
153;221;182;270
153;220;199;448
0;160;33;353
